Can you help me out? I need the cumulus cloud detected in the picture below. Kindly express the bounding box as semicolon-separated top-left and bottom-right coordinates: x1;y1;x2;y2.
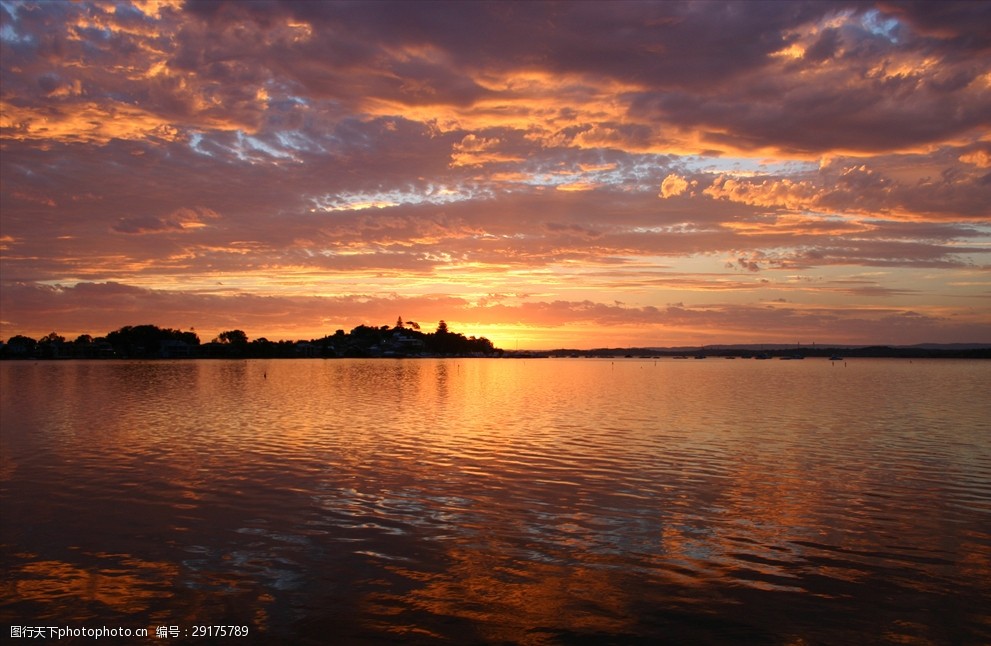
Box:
959;147;991;168
659;174;689;198
704;175;822;211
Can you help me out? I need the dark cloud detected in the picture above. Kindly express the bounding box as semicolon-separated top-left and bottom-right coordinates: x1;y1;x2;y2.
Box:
877;1;991;53
804;28;842;62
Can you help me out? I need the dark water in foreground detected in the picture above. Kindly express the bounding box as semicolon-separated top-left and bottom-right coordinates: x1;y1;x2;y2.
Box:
2;358;989;644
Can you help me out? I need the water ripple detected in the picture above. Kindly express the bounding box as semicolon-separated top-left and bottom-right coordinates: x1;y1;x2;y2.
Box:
2;358;989;643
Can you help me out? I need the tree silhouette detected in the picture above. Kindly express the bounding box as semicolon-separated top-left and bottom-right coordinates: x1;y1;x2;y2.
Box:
3;335;37;357
216;329;248;345
2;319;500;359
106;324;200;358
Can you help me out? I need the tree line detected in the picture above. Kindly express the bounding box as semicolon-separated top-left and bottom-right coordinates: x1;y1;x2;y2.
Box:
0;318;500;359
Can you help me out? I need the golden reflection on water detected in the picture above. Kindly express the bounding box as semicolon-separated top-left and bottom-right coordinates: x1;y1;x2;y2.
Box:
1;358;989;643
379;547;637;644
5;553;175;616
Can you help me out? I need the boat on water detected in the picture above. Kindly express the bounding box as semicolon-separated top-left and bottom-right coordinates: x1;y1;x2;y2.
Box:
830;355;844;361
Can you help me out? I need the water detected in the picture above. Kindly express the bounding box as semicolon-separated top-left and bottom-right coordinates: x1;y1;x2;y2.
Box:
2;358;989;644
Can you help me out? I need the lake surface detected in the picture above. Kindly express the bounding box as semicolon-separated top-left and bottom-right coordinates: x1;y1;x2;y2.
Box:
2;358;989;644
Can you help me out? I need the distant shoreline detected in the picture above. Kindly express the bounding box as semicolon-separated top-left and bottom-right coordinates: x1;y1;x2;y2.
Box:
523;345;991;360
3;322;989;360
3;346;989;360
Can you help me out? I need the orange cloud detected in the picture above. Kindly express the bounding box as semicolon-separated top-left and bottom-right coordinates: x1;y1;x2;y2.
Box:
449;134;522;167
555;182;599;192
659;174;690;198
959;148;991;168
0;101;183;144
703;175;822;211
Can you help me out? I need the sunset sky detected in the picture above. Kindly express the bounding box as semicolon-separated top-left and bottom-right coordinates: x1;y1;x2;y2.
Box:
2;0;989;349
